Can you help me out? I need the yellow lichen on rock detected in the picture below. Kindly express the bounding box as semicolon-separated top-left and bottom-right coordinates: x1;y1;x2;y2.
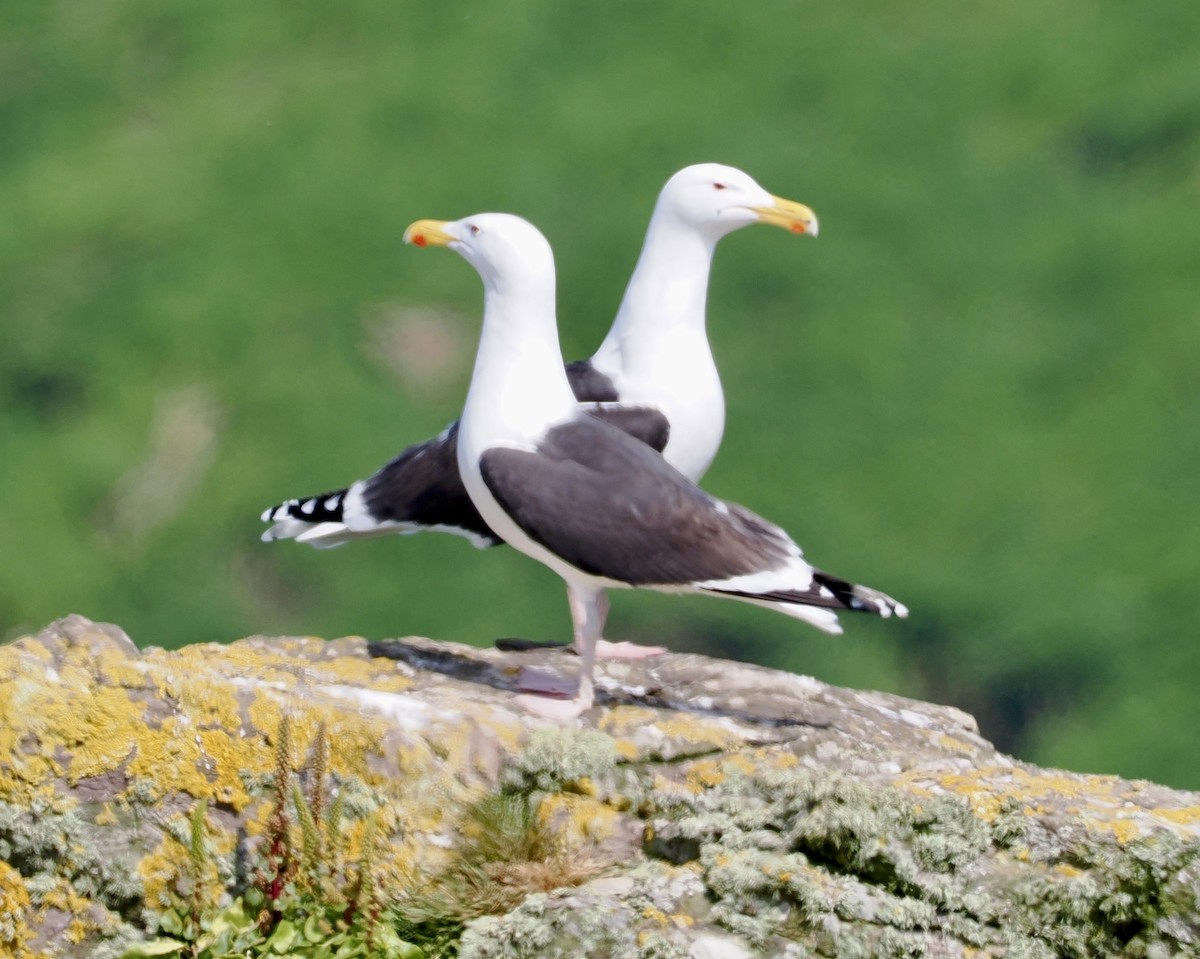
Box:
685;751;758;792
653;714;744;751
5;617;1200;958
936;733;977;755
39;877;117;944
893;762;1200;847
600;705;747;762
160;639;315;681
904;765;1124;822
319;652;416;693
612;738;640;761
93;803;118;826
0;861;46;959
1;680;154;800
90;643;153;690
537;791;619;848
137;832;189;910
114;715;261;808
599;706;659;731
685;758;726;789
1151;805;1200;826
164;670;245;732
1088;817;1141;845
1;624;299;808
641;905;669;926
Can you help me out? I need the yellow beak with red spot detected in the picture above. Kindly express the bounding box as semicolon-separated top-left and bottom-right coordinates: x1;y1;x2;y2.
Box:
403;219;456;248
750;196;819;237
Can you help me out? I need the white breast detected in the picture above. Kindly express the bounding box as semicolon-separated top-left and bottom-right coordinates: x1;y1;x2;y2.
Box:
593;327;725;483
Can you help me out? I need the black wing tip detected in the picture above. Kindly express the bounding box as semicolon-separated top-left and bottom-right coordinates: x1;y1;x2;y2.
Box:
812;570;909;619
710;573;908;620
262;488;349;525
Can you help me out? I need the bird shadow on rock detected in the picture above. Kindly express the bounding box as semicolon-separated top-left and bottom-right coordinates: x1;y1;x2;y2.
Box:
367;634;855;735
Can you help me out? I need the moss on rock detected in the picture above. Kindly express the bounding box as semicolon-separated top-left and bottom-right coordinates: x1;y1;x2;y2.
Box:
2;616;1199;957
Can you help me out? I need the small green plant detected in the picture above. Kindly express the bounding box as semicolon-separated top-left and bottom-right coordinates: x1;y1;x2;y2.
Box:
123;717;424;959
398;732;614;952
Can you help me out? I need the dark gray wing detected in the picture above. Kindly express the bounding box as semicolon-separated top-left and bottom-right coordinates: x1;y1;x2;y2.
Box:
360;421;500;544
583;404;670;453
567;358;670;452
357;400;665;537
478;416;791;586
265;357;665;546
565;359;619;402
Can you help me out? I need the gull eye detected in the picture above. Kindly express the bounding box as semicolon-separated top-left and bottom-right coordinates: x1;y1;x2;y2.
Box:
712;182;728;191
469;223;481;235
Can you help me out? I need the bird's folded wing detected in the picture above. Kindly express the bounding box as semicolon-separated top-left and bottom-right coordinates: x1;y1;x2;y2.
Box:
478;418;794;586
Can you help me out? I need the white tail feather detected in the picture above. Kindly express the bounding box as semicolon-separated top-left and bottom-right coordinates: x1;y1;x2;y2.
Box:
727;595;845;634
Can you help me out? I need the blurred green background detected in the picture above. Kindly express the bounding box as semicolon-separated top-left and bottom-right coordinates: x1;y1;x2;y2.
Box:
2;0;1197;787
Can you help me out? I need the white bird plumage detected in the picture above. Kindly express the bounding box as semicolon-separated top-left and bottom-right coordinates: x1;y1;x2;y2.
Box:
406;212;906;719
260;164;819;656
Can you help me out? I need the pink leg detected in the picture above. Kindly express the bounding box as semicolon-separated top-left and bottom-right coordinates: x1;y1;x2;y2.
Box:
577;589;667;660
515;584;602;719
593;638;668;660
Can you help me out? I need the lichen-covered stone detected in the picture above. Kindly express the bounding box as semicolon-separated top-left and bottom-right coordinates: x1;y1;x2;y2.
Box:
2;615;1199;957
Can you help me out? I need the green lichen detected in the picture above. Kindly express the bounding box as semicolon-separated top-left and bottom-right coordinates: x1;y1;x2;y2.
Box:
0;859;45;959
994;830;1200;957
0;796;146;953
457;892;686;959
501;727;619;795
645;760;1200;957
8;622;1200;958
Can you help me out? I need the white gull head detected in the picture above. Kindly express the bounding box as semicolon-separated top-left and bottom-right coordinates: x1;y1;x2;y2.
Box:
404;213;555;298
653;162;819;240
404;211;576;450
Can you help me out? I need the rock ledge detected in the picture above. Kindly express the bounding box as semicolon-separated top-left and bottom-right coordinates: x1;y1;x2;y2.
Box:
1;615;1198;958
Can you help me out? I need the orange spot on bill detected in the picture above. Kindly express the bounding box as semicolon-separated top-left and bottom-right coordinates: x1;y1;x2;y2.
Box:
791;222;806;235
413;234;427;247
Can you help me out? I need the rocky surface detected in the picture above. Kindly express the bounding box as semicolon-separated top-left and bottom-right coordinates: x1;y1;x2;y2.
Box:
1;615;1198;958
